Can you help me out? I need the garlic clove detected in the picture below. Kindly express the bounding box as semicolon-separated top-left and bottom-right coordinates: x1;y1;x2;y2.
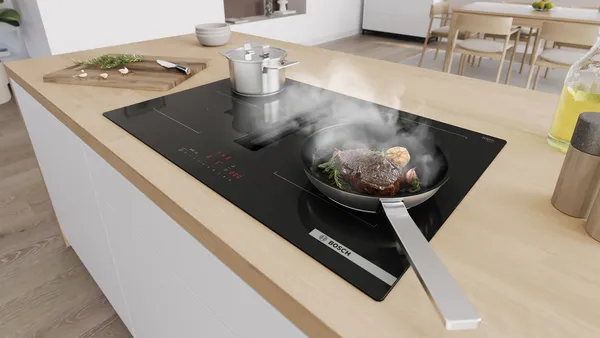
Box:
80;69;85;73
118;67;129;75
99;73;108;79
78;73;88;78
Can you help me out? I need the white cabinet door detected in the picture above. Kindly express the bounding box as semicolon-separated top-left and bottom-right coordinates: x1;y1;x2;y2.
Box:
12;82;133;332
100;199;235;338
84;145;305;338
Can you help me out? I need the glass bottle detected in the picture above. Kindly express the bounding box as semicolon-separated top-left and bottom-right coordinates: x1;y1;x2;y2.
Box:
264;0;274;17
548;35;600;152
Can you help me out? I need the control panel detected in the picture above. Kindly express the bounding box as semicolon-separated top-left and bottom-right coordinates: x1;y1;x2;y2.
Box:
178;147;244;182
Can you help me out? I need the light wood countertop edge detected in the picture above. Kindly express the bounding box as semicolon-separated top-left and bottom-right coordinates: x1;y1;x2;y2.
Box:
8;32;600;338
6;68;338;337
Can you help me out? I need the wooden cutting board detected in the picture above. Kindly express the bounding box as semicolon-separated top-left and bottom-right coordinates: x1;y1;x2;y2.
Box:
43;55;209;91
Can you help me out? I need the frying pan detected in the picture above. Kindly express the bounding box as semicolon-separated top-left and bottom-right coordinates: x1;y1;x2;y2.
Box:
301;123;481;331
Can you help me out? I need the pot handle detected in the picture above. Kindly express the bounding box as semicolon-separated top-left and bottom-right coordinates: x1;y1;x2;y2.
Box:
264;60;299;70
380;200;481;331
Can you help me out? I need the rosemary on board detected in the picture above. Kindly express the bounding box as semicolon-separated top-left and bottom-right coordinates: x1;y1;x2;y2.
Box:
72;54;143;70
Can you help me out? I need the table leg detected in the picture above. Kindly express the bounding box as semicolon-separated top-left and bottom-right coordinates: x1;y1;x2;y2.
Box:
529;25;542;67
443;14;459;73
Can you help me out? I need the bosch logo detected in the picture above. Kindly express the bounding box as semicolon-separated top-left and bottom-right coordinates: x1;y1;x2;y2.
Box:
328;240;352;257
319;234;329;242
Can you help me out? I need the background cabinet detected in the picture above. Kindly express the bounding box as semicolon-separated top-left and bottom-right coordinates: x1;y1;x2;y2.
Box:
362;0;438;38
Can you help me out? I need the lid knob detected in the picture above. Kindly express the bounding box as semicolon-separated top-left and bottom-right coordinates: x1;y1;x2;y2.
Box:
571;112;600;156
262;44;270;58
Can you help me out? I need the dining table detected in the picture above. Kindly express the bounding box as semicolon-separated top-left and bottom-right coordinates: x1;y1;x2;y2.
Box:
443;2;600;73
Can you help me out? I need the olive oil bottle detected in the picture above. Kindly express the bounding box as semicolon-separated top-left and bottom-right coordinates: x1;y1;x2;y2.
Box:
547;34;600;152
549;85;600;152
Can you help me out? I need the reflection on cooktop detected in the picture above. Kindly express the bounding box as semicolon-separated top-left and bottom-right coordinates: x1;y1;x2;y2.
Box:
274;168;443;280
103;78;506;301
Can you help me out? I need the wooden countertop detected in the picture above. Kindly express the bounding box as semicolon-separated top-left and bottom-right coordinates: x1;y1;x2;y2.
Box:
6;33;600;337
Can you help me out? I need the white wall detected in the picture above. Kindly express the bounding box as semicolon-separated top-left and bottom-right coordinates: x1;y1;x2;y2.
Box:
12;0;50;57
15;0;363;57
232;0;364;45
35;0;225;55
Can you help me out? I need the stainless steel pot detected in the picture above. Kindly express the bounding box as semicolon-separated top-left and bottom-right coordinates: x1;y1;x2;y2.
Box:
220;42;299;97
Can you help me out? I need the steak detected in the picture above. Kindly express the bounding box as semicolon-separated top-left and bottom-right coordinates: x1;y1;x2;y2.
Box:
333;149;403;196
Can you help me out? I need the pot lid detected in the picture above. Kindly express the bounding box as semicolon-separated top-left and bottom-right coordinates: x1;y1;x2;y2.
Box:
222;42;287;62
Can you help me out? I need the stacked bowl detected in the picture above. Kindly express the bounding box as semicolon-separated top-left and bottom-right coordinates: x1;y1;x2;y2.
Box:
195;23;231;47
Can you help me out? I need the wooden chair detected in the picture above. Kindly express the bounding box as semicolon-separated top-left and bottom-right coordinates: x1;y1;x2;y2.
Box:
544;5;596;78
507;2;540;73
525;21;598;90
419;1;473;67
482;2;538;74
447;14;519;84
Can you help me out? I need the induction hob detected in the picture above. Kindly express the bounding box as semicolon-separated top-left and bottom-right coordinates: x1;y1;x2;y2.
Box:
104;79;506;300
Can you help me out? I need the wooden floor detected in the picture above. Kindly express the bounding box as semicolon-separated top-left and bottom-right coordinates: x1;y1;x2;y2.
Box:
0;33;421;337
0;98;132;338
318;33;424;63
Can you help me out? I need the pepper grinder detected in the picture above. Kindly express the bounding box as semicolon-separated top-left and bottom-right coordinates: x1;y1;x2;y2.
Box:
586;190;600;241
551;112;600;218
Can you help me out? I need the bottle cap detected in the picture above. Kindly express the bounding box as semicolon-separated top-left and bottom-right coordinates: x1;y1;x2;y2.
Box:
571;112;600;156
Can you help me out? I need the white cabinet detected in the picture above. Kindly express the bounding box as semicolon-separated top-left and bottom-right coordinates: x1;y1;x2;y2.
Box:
99;199;235;338
363;0;437;38
13;81;305;337
13;82;133;332
83;143;305;338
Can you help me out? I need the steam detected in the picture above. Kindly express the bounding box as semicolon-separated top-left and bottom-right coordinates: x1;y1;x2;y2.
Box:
281;60;445;186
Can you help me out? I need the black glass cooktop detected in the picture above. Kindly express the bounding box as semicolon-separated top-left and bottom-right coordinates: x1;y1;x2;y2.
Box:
104;79;506;300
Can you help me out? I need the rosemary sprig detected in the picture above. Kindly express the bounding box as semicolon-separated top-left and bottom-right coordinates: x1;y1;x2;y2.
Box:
317;152;347;190
318;157;336;173
73;54;143;69
408;176;421;193
332;170;346;189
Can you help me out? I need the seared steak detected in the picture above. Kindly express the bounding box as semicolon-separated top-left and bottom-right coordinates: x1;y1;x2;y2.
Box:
333;149;403;196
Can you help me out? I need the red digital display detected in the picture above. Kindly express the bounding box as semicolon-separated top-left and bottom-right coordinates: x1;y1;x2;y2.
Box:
181;148;244;181
228;170;243;179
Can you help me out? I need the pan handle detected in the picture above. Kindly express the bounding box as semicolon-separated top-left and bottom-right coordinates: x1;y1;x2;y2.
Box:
380;200;481;331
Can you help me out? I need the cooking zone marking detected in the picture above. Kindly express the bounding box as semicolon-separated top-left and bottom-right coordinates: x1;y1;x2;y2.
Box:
309;229;397;286
273;171;375;228
152;108;202;134
396;116;468;139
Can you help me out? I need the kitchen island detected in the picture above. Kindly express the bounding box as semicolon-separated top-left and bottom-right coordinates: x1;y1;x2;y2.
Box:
6;32;600;337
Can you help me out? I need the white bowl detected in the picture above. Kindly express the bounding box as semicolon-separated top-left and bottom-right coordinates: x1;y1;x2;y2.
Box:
196;31;231;47
195;23;230;33
195;28;230;35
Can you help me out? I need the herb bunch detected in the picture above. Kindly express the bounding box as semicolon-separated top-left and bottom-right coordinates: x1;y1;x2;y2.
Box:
73;54;143;70
317;153;347;190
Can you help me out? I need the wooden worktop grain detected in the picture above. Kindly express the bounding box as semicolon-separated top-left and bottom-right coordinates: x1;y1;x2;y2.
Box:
7;33;600;337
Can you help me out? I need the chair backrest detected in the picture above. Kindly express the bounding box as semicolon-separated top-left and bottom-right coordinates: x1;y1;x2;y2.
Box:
455;14;514;35
540;21;598;46
430;1;450;17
